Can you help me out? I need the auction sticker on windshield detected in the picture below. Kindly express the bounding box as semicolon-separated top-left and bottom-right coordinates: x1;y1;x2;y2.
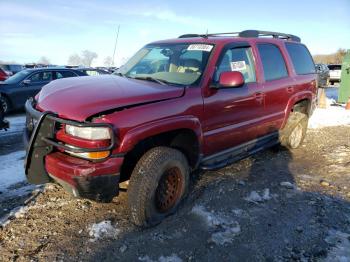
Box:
187;44;213;52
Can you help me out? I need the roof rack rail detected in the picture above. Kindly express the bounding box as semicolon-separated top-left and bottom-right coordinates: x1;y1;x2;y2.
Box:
178;30;301;42
239;30;301;42
178;34;207;38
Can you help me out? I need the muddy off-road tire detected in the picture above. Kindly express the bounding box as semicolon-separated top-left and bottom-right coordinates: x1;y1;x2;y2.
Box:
127;146;190;227
279;112;308;149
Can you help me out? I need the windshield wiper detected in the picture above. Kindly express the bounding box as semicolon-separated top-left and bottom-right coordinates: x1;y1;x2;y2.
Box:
132;76;170;86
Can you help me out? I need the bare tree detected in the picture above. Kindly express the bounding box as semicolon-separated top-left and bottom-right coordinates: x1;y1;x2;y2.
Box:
67;54;82;66
334;48;347;64
103;56;113;67
38;56;50;65
313;48;347;64
81;50;98;67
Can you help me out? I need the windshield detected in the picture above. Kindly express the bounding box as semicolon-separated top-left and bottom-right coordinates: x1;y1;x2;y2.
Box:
4;70;31;84
9;65;24;71
116;43;214;86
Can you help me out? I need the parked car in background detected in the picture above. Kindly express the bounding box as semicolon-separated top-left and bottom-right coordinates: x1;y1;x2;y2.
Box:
0;68;9;81
24;30;316;227
0;64;24;76
328;64;342;85
315;63;329;87
25;63;59;69
75;67;110;76
0;68;86;113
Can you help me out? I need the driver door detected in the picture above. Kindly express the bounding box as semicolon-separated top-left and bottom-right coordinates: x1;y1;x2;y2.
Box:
203;45;265;155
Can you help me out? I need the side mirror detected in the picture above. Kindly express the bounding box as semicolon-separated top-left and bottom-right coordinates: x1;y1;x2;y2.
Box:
214;71;245;89
23;79;31;85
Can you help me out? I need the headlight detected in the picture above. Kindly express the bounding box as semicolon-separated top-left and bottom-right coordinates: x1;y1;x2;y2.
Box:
65;125;111;140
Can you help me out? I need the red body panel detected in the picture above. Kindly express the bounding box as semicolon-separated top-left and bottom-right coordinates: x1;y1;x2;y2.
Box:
36;75;184;121
35;35;317;191
46;152;123;186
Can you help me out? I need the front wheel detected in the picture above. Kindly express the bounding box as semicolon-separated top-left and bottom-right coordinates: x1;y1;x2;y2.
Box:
279;112;308;149
127;146;190;227
0;95;10;114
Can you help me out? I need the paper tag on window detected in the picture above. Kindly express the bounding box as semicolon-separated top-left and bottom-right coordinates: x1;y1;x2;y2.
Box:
230;61;246;71
187;44;213;52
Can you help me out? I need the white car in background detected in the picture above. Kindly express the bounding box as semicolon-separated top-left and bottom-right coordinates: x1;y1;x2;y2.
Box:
328;64;342;85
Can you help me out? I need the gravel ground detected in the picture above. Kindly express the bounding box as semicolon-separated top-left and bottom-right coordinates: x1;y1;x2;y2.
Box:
0;125;349;261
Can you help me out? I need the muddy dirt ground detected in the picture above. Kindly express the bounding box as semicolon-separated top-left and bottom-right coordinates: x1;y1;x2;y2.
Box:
0;123;350;261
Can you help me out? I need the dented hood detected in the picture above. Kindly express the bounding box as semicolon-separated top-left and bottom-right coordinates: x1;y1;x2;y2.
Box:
37;75;184;121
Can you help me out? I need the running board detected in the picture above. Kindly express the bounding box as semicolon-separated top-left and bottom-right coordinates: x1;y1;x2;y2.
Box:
200;132;279;171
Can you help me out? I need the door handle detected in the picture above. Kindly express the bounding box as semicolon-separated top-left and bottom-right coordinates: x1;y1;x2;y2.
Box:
287;86;294;93
254;92;264;101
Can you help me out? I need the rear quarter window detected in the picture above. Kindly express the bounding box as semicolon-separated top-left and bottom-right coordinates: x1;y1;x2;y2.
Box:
285;43;315;75
257;43;288;81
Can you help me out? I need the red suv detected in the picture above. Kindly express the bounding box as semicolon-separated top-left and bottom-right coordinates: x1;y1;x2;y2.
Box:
24;30;316;227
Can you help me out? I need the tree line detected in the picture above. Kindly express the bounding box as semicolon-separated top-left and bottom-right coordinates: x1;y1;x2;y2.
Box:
313;48;347;64
2;48;348;67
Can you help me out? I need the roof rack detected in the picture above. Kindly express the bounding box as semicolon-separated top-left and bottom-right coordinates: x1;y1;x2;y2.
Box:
178;30;301;42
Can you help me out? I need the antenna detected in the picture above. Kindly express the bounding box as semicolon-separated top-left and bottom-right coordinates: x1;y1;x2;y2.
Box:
111;25;120;67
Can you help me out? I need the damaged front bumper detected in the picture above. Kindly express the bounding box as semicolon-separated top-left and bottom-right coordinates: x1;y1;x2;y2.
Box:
24;98;123;202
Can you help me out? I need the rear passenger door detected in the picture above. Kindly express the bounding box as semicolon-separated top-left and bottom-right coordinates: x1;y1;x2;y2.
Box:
256;43;291;134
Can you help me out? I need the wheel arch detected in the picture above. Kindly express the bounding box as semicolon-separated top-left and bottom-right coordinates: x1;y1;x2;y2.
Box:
118;116;203;181
282;91;313;128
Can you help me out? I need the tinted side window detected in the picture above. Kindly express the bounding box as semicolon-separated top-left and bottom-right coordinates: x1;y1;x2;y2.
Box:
215;47;256;83
257;44;288;81
42;71;52;81
29;72;53;82
285;43;315;75
56;71;77;79
29;72;42;82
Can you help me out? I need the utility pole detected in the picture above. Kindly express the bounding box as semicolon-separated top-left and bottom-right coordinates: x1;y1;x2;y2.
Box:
111;25;120;67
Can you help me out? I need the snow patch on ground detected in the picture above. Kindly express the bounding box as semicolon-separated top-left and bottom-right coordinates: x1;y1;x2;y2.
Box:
309;106;350;129
324;229;350;261
191;205;241;245
0;151;26;192
139;254;183;262
88;220;120;242
309;88;350;129
0;115;25;136
0;205;29;227
244;188;273;203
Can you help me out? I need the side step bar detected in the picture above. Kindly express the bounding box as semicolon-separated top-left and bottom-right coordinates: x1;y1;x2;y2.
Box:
200;132;279;171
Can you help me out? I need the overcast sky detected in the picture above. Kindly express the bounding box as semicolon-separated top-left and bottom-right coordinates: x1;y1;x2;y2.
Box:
0;0;349;66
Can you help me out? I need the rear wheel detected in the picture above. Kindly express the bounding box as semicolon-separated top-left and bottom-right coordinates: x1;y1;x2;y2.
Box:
279;112;308;149
127;146;190;227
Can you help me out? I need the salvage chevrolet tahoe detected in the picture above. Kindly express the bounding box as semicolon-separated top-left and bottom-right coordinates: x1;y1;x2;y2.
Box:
24;30;317;227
